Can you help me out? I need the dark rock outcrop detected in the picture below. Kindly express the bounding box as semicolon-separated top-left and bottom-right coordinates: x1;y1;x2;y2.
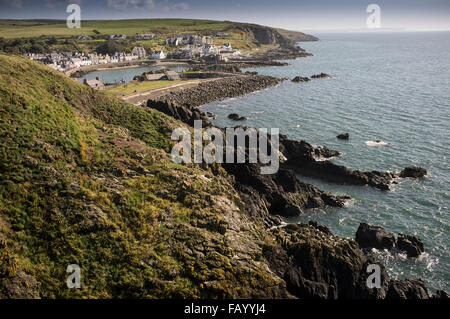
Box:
223;162;349;218
149;99;210;126
311;73;332;79
354;224;425;258
267;224;391;299
236;24;291;45
386;279;430;299
292;76;310;83
308;220;333;235
228;113;247;121
355;223;396;250
397;233;425;257
266;224;440;299
399;166;427;178
337;133;350;140
433;290;450;299
279;135;396;190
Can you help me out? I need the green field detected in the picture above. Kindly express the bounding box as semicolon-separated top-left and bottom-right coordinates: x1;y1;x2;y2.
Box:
0;19;234;39
106;80;184;96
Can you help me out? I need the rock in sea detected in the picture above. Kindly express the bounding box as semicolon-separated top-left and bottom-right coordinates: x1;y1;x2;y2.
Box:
292;76;311;83
228;113;247;121
311;73;332;79
337;133;350;140
396;233;425;258
355;223;396;250
399;166;427;178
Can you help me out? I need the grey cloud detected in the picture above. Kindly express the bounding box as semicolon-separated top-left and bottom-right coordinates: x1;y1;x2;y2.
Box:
106;0;155;10
0;0;24;8
106;0;189;11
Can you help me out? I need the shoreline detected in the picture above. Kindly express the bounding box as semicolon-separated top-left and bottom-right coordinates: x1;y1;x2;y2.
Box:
66;59;190;77
142;47;442;298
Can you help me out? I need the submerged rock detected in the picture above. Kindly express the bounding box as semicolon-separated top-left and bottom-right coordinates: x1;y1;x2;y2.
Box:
355;223;396;250
396;233;425;257
337;133;350;140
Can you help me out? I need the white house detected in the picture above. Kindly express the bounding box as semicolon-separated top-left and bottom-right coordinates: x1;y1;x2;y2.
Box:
220;43;233;52
202;45;219;55
136;33;157;41
70;58;82;68
202;36;213;45
150;51;167;60
165;37;182;46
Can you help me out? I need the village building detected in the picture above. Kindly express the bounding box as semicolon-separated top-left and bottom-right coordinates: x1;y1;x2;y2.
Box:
216;32;229;37
109;34;127;41
202;45;220;55
165;36;182;46
135;33;157;41
144;70;180;81
165;70;180;81
150;51;167;60
202;36;214;45
83;78;105;90
132;46;147;58
145;74;166;81
220;43;233;52
77;35;92;41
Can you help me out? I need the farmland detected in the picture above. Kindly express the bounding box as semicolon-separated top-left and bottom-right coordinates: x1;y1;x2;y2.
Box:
0;19;234;39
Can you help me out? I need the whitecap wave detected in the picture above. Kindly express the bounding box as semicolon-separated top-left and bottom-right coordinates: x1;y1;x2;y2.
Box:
365;140;391;147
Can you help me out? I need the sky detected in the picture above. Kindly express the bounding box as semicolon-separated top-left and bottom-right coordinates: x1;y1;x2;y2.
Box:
0;0;449;31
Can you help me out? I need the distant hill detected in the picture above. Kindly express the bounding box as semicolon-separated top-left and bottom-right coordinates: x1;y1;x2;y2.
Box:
275;28;319;42
0;18;317;44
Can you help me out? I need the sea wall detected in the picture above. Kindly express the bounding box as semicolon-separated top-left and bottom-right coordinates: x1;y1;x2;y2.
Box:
147;74;282;109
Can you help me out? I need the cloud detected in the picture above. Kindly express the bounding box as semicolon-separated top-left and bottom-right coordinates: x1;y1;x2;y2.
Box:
106;0;155;10
168;2;189;11
106;0;189;11
42;0;83;9
0;0;24;8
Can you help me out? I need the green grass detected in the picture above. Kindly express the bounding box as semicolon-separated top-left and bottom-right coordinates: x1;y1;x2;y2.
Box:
0;19;233;39
106;80;184;96
0;53;287;299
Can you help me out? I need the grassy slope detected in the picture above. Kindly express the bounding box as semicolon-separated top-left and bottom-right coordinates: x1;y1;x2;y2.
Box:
0;19;234;39
106;80;184;96
0;53;286;298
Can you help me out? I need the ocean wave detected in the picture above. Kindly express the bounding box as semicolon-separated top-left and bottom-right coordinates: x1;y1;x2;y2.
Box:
365;140;391;147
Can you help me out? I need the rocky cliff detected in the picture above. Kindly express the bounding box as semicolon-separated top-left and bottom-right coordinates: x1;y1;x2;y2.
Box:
235;23;317;45
0;54;442;299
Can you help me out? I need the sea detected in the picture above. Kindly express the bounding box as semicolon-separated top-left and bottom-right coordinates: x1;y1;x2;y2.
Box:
202;31;450;293
76;65;185;83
